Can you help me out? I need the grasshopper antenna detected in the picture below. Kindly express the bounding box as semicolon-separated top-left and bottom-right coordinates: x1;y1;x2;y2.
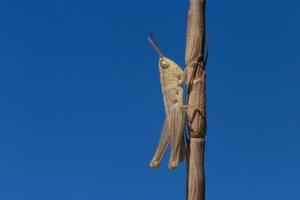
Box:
147;31;164;57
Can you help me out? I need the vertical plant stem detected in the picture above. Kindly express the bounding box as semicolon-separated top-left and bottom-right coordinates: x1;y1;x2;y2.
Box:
185;0;207;199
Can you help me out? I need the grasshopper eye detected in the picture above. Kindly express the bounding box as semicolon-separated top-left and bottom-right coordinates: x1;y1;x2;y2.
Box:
160;60;169;68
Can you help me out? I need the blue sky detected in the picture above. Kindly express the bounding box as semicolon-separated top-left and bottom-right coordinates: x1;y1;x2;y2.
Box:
0;0;299;199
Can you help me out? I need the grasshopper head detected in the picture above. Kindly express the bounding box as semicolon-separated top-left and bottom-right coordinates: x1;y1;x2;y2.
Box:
159;57;170;68
159;56;181;72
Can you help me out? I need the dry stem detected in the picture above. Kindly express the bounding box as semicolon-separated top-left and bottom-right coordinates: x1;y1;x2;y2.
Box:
185;0;207;199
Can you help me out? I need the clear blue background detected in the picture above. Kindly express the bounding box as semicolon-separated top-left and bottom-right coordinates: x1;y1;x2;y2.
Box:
0;0;299;199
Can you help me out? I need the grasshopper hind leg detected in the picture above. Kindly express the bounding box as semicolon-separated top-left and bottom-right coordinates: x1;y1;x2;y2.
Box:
149;119;171;168
168;105;185;169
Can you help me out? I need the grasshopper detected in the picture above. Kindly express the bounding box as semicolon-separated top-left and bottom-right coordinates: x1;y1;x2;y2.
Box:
148;32;195;169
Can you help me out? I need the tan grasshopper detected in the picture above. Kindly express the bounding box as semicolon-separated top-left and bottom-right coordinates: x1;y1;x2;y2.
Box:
148;32;197;169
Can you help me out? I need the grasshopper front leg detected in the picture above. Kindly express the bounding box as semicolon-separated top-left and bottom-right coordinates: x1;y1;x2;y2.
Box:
183;56;200;85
